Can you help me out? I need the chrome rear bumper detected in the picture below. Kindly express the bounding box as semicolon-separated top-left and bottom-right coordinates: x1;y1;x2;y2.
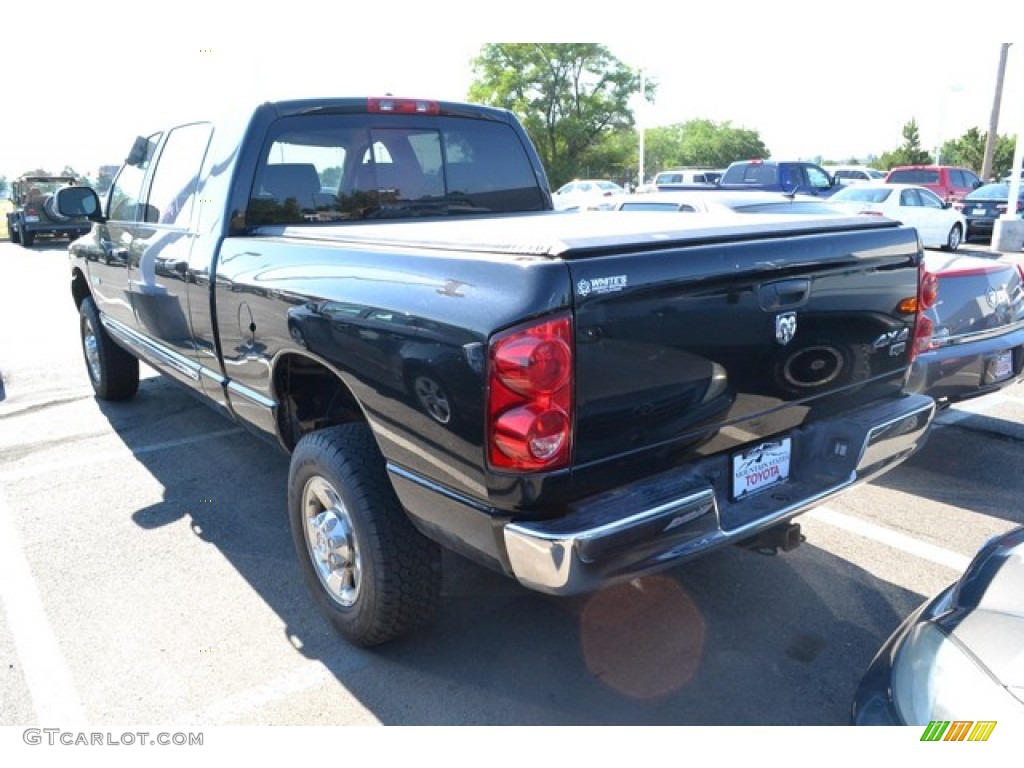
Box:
503;393;935;595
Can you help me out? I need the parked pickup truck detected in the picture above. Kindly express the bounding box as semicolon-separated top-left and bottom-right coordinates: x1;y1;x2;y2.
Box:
58;96;936;647
658;159;842;197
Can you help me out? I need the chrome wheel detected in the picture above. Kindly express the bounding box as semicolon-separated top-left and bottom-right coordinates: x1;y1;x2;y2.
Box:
413;375;451;424
301;476;361;607
82;315;102;384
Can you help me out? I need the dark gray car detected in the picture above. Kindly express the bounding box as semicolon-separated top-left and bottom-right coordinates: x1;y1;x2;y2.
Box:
852;526;1024;726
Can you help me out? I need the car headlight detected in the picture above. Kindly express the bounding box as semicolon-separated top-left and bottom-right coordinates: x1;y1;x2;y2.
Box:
892;621;1021;725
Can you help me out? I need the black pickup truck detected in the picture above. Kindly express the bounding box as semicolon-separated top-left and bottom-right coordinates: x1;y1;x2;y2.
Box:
58;97;936;647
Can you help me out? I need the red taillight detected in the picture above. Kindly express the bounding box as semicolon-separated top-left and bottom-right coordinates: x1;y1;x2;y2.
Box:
911;269;939;359
920;270;938;309
368;97;439;115
488;313;573;471
26;207;38;216
913;315;935;355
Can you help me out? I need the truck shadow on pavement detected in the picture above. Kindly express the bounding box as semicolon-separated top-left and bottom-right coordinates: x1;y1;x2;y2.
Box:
104;375;922;726
871;418;1024;527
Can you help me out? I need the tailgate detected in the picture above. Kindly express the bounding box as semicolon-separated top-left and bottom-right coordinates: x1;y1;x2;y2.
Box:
567;223;922;485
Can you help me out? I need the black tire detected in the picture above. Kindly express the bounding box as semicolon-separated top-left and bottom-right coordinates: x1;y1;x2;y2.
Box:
21;227;34;248
8;217;20;244
944;223;963;251
288;423;442;647
79;296;139;400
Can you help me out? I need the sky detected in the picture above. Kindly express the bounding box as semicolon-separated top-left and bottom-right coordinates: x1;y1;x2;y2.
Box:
3;3;1022;182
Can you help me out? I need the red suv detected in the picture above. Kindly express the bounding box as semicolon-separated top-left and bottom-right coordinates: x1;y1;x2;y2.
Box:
884;165;982;203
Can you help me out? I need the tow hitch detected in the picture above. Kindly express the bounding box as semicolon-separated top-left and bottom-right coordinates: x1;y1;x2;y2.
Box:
738;522;805;556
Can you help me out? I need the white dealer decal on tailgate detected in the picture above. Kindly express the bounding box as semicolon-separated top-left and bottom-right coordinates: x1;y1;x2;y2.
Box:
577;275;627;296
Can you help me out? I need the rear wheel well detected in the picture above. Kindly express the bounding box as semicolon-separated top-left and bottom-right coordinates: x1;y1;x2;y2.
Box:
274;354;366;451
71;268;91;308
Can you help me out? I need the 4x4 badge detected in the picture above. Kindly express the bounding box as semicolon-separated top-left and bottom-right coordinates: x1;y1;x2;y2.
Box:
776;312;797;345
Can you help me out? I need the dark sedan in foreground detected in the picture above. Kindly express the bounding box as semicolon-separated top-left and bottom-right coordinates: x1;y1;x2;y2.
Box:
956;182;1024;241
906;252;1024;406
852;527;1024;726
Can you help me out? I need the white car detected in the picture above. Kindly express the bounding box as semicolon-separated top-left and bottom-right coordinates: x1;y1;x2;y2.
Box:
552;179;628;211
614;189;843;215
826;165;886;184
828;182;966;250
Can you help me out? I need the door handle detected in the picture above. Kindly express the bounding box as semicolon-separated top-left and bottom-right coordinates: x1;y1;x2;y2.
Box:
758;278;811;311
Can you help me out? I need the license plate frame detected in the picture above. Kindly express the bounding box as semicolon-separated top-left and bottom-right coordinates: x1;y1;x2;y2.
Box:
985;350;1014;384
731;437;792;500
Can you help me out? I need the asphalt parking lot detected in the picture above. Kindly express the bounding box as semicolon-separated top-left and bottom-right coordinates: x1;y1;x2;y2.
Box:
2;238;1023;727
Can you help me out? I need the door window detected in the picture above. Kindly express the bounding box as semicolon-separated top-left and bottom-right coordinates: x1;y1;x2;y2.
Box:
108;133;161;221
146;123;214;227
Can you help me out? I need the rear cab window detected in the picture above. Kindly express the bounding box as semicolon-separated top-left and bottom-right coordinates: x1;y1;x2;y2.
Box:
247;114;545;225
887;169;940;185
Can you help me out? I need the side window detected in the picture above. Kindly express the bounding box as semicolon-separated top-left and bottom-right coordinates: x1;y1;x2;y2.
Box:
108;133;162;221
965;170;981;187
919;189;943;209
806;166;830;188
146;123;214;226
900;189;920;207
950;170;966;188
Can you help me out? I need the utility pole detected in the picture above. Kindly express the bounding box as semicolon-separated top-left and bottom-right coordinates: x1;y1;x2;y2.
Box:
981;43;1011;182
637;68;645;191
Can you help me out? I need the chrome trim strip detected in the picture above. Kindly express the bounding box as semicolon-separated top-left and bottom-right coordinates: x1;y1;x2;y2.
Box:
101;316;200;382
225;379;276;409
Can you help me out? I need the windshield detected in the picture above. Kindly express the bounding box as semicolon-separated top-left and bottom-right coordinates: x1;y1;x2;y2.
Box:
966;183;1016;200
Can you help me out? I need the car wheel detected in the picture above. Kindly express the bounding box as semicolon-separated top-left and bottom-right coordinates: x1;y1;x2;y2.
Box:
79;296;140;400
288;423;442;647
8;218;20;244
21;228;35;248
944;224;963;251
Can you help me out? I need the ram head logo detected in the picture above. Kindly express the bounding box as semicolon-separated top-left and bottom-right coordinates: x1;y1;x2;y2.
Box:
775;312;797;345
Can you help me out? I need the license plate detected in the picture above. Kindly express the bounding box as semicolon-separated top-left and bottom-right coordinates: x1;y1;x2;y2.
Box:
986;351;1013;383
973;208;986;215
24;215;39;222
732;437;791;500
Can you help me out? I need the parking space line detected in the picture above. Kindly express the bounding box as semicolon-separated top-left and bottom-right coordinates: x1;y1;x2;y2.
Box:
0;484;86;726
169;654;369;726
808;506;971;572
0;427;245;483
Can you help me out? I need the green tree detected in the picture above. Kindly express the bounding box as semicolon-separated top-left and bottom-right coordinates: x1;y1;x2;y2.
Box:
875;119;932;169
61;165;89;185
643;120;769;176
939;129;1016;180
468;44;651;188
0;175;8;198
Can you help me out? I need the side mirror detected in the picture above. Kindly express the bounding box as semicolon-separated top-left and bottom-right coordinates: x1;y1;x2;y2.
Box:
56;186;104;222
